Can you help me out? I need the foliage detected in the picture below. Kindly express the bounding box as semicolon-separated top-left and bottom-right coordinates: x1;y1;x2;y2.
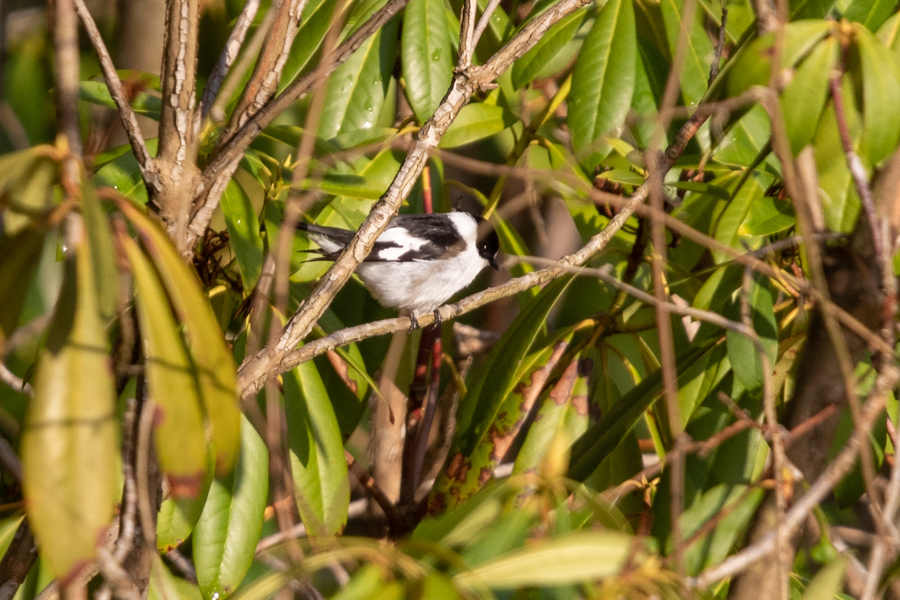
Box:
2;0;900;598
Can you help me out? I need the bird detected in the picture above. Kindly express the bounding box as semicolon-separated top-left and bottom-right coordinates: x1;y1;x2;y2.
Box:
296;211;500;330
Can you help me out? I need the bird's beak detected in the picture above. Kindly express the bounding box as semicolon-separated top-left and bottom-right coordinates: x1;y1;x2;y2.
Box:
489;257;500;271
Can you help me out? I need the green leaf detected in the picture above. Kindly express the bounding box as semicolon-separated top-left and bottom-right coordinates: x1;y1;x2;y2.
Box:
122;234;208;495
512;9;590;89
279;0;339;91
21;238;118;578
458;277;575;455
815;75;862;233
93;139;158;204
568;0;636;168
781;36;837;155
790;0;837;19
317;16;399;140
193;416;269;600
0;228;45;350
402;0;455;121
221;180;264;289
712;173;768;262
740;194;795;236
801;556;846;599
149;554;204;600
514;356;590;475
284;357;350;537
678;484;765;574
294;172;389;199
660;0;714;107
453;531;632;589
119;201;242;474
0;149;57;236
853;24;900;165
567;339;717;482
726;274;777;391
79;181;118;322
79;79;161;120
157;473;212;551
419;573;463;599
877;12;900;52
438;102;516;148
726;21;834;98
844;0;895;31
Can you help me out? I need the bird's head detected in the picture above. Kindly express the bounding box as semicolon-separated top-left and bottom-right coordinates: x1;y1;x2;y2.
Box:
476;223;500;270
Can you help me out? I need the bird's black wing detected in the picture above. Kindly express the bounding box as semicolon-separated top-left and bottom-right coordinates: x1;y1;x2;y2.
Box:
298;215;466;262
371;214;465;262
296;221;404;261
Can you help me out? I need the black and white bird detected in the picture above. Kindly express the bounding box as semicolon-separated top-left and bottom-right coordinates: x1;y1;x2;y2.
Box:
297;212;500;329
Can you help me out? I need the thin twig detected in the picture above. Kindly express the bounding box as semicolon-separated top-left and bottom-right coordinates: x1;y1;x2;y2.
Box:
458;0;479;68
188;0;412;246
0;364;32;398
742;267;788;600
96;548;141;600
689;365;900;589
829;68;883;275
223;0;309;136
113;400;139;563
471;0;503;51
72;0;155;181
197;0;262;126
345;452;401;533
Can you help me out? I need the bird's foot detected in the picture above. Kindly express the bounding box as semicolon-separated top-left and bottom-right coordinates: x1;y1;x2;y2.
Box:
407;312;420;333
432;309;443;329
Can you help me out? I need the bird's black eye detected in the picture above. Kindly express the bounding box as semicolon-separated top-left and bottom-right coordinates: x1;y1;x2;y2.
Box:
477;229;500;262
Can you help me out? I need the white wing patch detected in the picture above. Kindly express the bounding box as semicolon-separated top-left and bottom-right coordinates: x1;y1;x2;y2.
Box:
371;227;429;261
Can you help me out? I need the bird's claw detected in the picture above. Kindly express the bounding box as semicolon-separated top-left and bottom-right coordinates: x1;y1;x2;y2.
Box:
432;309;443;329
407;313;420;333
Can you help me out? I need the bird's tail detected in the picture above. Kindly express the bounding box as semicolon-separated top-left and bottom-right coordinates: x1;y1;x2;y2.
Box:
295;221;352;255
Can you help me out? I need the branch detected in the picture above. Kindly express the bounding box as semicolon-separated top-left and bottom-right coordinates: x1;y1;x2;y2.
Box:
72;0;156;186
222;0;308;136
186;0;411;246
52;0;82;162
196;0;262;126
829;69;883;275
235;0;594;394
0;519;36;600
689;364;899;589
158;0;199;163
156;0;200;242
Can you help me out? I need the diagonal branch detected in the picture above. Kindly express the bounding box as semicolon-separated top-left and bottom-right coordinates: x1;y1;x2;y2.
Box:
689;364;899;589
235;0;595;396
196;0;262;127
221;0;309;138
72;0;157;187
185;0;410;248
